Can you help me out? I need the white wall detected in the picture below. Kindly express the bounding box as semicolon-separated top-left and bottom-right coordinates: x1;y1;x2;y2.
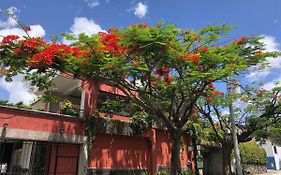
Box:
262;140;281;170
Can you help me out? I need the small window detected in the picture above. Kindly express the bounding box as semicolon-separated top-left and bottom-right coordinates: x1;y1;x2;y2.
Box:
274;146;277;154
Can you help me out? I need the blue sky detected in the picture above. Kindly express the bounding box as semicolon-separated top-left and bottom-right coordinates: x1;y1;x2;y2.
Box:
1;0;281;103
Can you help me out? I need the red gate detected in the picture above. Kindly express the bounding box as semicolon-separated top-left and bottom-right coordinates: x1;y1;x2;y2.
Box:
48;143;80;175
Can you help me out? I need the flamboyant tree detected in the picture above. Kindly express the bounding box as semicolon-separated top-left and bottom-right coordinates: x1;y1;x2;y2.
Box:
0;14;279;174
196;83;281;174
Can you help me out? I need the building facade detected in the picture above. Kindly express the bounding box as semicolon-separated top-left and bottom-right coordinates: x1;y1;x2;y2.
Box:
262;140;281;171
0;75;194;175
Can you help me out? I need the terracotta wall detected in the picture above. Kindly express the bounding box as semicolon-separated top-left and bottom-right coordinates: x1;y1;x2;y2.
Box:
0;107;85;136
89;133;150;169
89;129;193;174
0;103;193;174
156;130;192;168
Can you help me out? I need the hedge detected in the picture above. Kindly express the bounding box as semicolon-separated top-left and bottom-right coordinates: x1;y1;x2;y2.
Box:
238;141;266;165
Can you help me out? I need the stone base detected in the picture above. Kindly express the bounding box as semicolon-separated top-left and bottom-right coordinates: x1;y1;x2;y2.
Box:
87;168;149;175
243;164;266;174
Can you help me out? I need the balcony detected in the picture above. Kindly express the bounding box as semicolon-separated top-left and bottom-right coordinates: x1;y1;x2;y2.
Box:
33;75;132;121
34;75;84;117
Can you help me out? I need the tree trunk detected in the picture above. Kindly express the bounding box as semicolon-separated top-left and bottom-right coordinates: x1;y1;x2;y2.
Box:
222;144;233;175
170;129;182;175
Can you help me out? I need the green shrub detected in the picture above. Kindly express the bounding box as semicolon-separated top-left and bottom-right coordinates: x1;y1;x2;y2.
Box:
238;141;266;165
157;170;169;175
180;169;193;175
156;169;193;175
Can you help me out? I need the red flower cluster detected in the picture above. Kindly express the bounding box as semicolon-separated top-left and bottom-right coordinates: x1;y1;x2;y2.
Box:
153;67;172;84
206;90;224;103
233;36;247;45
154;67;170;76
254;50;263;58
183;54;200;64
72;47;88;57
208;82;214;88
164;75;173;84
29;44;88;68
23;25;31;31
99;32;126;56
13;37;47;56
205;82;224;102
14;48;22;56
1;35;20;44
199;47;208;53
21;37;46;50
214;91;224;96
29;49;54;67
130;22;148;29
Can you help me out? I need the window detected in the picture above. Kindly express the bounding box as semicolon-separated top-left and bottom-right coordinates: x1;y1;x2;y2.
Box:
97;90;131;116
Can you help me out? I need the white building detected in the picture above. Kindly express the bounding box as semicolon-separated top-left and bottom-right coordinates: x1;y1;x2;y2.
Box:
262;140;281;170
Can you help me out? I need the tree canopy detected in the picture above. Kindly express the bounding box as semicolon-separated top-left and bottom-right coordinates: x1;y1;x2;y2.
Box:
0;15;280;174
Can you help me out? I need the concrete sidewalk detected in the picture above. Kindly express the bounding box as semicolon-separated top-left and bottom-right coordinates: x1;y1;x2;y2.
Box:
254;170;281;175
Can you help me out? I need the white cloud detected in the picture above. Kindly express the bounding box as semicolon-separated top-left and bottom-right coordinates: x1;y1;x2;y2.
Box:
70;17;104;35
0;25;45;39
6;6;20;14
261;35;281;69
0;17;17;28
0;7;20;29
246;35;281;81
134;2;148;19
63;17;105;44
263;75;281;90
0;6;45;39
246;70;270;81
85;0;100;8
0;9;46;104
262;35;279;52
28;25;46;37
0;76;37;104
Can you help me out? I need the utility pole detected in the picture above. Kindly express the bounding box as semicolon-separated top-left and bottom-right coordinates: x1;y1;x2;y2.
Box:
227;79;243;175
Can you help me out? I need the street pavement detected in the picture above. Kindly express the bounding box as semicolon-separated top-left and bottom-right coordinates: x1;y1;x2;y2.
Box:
254;170;281;175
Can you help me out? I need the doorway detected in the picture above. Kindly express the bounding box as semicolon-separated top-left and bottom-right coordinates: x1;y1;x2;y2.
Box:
0;140;80;175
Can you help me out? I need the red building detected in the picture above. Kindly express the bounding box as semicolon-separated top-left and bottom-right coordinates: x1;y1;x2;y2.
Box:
0;75;194;175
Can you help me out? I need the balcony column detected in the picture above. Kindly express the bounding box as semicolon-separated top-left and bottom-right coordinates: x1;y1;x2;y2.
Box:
81;80;98;116
44;102;50;112
79;88;86;117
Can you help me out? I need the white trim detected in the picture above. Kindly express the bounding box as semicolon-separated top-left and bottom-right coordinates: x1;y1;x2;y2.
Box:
78;142;88;175
0;127;86;144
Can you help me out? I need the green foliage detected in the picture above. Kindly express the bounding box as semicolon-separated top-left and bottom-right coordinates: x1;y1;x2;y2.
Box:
97;98;130;115
180;169;193;175
85;117;96;159
1;15;280;174
0;100;32;110
268;123;281;144
60;99;79;117
0;100;9;106
238;141;266;165
157;170;169;175
130;111;154;135
156;169;192;175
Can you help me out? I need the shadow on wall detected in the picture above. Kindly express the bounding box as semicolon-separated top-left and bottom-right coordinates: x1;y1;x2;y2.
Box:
203;147;223;175
46;115;85;143
89;133;150;172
